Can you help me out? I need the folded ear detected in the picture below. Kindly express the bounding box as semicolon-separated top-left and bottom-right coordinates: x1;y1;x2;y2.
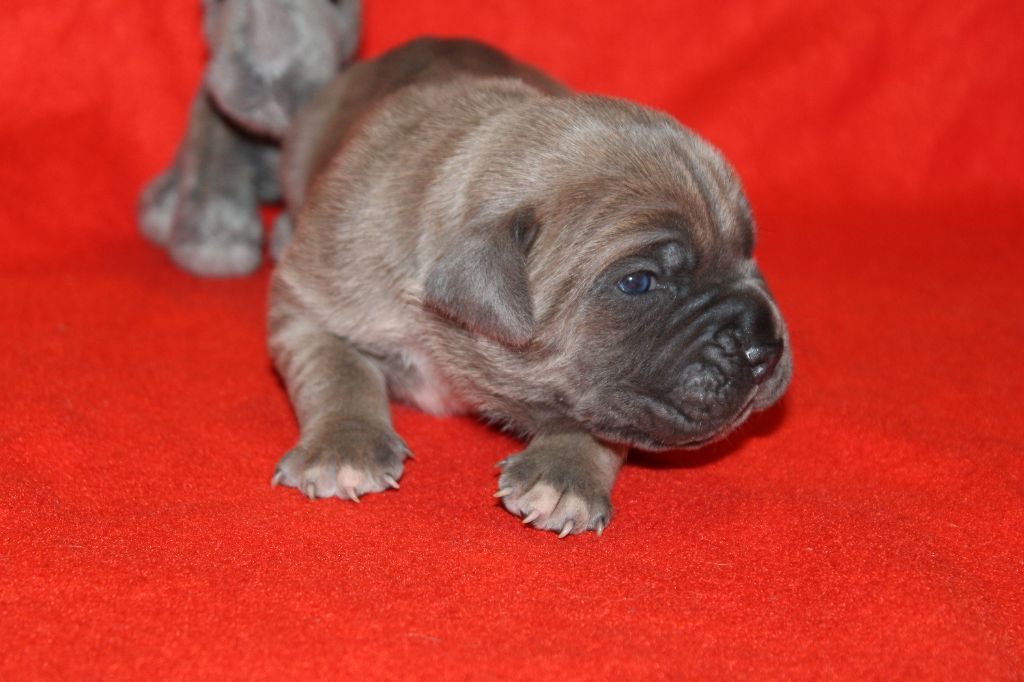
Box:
423;207;538;348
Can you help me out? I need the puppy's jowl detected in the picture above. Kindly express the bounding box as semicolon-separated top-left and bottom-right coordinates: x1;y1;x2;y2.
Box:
269;38;791;536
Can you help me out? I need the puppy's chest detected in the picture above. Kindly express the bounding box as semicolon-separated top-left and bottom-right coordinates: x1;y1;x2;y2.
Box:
374;343;468;417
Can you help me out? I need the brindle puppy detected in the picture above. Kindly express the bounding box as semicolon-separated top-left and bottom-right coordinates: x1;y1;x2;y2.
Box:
269;37;792;537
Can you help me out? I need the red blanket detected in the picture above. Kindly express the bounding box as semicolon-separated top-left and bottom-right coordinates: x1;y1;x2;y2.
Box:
3;1;1022;678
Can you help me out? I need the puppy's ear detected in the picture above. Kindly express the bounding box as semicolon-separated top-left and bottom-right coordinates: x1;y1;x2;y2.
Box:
423;208;538;348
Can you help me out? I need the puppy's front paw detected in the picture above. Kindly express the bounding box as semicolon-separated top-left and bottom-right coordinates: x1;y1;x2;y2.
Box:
496;441;614;538
272;420;410;502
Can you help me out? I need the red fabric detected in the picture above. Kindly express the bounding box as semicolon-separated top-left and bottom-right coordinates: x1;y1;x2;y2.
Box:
2;1;1022;678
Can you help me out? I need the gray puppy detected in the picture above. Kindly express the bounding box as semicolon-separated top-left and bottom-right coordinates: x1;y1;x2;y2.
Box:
269;38;792;537
139;0;360;277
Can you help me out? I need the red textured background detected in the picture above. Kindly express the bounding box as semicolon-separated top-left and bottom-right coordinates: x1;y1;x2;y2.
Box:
2;0;1023;678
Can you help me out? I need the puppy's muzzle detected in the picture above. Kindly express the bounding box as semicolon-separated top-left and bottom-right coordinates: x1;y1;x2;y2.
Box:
667;288;786;428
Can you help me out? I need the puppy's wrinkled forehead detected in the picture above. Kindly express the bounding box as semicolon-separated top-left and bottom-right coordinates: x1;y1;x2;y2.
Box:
669;133;754;258
535;130;754;282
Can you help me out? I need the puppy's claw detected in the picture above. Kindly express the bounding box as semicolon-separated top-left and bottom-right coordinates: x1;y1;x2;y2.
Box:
495;458;509;469
271;470;284;488
522;509;540;525
303;483;316;500
384;475;400;490
596;518;606;537
345;487;360;503
493;487;513;498
558;521;574;539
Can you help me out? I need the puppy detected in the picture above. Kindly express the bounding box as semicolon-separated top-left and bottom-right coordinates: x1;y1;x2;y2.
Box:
269;37;791;536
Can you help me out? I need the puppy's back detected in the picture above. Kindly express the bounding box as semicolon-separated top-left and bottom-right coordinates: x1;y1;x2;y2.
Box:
282;37;567;210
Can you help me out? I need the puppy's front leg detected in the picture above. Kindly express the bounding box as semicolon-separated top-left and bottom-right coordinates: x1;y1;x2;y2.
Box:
268;283;409;502
496;433;626;537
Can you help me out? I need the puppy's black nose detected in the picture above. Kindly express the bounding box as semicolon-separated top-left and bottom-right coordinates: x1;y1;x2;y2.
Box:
744;340;783;384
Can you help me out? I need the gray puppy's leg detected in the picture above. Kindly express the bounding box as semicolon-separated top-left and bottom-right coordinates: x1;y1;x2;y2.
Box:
496;433;626;537
258;144;295;262
138;160;180;247
253;143;282;203
268;280;409;502
166;93;264;277
268;213;293;262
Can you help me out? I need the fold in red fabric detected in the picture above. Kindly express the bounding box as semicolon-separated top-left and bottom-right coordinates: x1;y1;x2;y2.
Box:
2;1;1022;678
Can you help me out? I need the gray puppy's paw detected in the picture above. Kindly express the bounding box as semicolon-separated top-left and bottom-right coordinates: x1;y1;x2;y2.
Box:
272;419;410;502
168;198;263;276
170;237;262;277
496;446;613;538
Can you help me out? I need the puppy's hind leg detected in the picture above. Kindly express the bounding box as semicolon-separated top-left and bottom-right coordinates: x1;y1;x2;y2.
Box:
268;278;409;502
268;212;293;262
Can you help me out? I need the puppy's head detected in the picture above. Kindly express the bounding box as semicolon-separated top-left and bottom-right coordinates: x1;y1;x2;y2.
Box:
203;0;360;137
423;96;791;450
551;203;792;451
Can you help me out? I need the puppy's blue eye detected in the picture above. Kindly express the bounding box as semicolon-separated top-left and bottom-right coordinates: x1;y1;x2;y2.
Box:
617;271;654;294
